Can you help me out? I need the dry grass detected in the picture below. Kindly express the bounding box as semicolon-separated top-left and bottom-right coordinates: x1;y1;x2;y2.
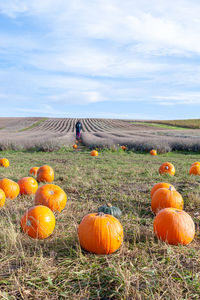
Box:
0;149;199;299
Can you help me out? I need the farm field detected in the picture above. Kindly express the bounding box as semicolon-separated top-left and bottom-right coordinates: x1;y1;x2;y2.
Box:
0;149;199;299
1;118;200;153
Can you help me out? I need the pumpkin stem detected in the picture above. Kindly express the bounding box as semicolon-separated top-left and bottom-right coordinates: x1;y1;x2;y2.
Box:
97;212;105;216
107;203;112;207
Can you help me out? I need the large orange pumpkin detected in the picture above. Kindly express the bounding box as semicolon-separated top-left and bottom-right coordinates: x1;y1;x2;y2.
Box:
189;164;200;176
91;150;98;157
29;167;39;177
35;184;67;212
73;144;78;149
153;208;195;245
0;189;6;207
151;187;184;213
0;178;20;200
150;182;176;199
150;149;157;156
0;158;9;168
78;212;123;254
21;205;56;239
159;162;175;176
18;177;38;195
36;165;54;183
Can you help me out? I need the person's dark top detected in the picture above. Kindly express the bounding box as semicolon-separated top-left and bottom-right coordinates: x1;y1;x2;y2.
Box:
76;121;82;132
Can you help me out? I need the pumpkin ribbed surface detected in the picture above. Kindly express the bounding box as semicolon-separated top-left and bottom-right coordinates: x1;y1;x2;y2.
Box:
189;164;200;175
0;189;6;207
159;162;175;176
150;149;157;156
150;182;175;199
0;158;9;168
153;208;195;245
0;178;20;200
21;205;56;239
37;165;54;183
78;213;123;254
18;177;38;195
35;184;67;212
29;167;39;176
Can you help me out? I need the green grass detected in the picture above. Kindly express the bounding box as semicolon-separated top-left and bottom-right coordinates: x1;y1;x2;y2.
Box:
0;149;199;299
151;119;200;129
19;118;48;132
131;122;189;130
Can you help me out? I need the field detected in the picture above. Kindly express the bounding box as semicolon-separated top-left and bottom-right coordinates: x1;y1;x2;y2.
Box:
0;148;199;299
1;118;200;153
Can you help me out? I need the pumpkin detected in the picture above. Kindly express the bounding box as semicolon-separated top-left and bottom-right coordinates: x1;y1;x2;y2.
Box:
0;178;20;200
73;144;78;149
91;150;98;157
78;212;123;254
159;162;175;176
21;205;56;239
151;187;184;213
121;146;126;151
150;182;176;199
98;203;122;218
150;149;157;156
36;165;54;183
0;189;6;207
189;164;200;176
18;177;38;195
153;208;195;245
35;184;67;212
29;167;39;176
0;158;9;168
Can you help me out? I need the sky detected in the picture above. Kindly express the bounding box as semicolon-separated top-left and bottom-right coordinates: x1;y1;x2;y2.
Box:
0;0;200;119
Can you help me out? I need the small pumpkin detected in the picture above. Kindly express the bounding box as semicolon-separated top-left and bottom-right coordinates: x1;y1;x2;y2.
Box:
0;188;6;207
29;167;39;177
150;149;157;156
91;150;98;157
189;164;200;176
21;205;56;239
73;144;78;149
153;208;195;245
159;162;175;176
0;158;9;168
0;178;20;200
121;146;126;151
37;165;54;183
35;184;67;212
78;212;123;254
98;203;122;218
151;186;184;213
18;177;38;195
150;182;176;199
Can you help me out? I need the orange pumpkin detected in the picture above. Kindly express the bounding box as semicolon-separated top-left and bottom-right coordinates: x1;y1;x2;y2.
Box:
29;167;39;176
121;146;126;151
159;162;175;176
0;189;6;207
151;187;184;213
35;184;67;212
78;212;123;254
18;177;38;195
153;208;195;245
0;158;9;168
150;182;176;199
36;165;54;183
0;178;20;200
21;205;56;239
189;164;200;176
91;150;98;157
150;149;157;156
73;144;78;149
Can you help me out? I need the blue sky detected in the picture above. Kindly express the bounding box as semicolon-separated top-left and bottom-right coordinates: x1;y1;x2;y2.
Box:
0;0;200;119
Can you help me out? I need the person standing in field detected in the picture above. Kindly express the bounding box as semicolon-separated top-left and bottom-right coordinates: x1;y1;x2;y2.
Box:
75;120;82;140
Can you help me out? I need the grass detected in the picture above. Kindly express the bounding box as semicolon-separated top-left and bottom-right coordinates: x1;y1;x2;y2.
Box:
131;122;189;130
0;149;199;299
19;118;48;132
151;119;200;129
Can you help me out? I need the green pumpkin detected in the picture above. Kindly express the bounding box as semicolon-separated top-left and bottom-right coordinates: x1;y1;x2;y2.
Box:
97;203;122;218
